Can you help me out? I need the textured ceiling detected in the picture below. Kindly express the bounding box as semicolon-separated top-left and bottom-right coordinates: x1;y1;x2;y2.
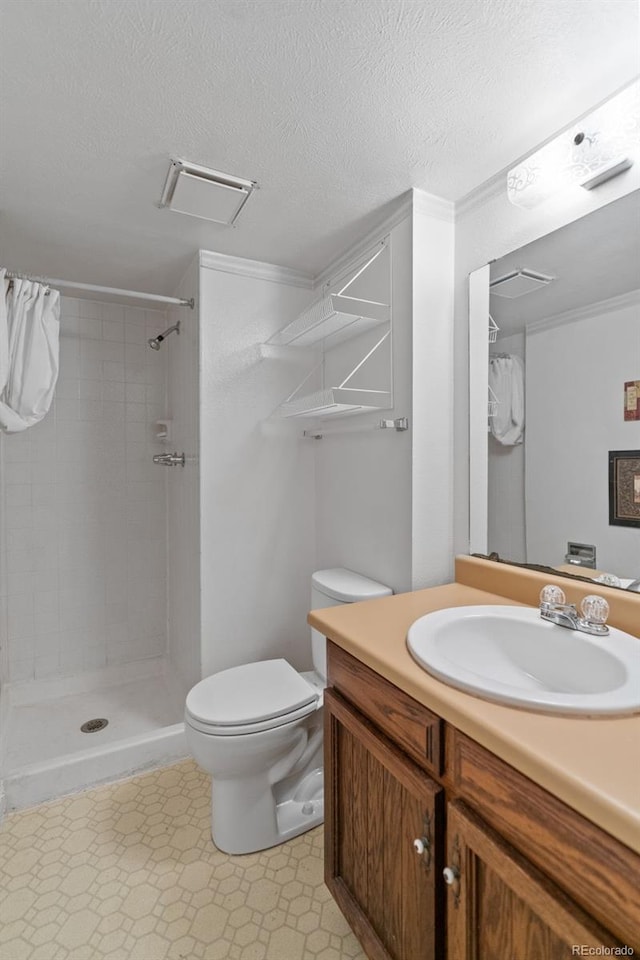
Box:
1;0;638;293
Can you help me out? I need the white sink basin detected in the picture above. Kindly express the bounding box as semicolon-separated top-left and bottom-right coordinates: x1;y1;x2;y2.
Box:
406;605;640;715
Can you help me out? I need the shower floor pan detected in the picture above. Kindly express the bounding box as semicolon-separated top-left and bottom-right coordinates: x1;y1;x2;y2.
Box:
1;659;188;813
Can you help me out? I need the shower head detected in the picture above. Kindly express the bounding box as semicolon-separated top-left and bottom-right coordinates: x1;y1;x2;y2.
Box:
147;322;180;350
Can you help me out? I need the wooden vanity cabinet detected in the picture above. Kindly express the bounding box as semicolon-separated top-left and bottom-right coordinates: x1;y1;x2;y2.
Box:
446;802;622;959
325;641;640;960
325;688;444;960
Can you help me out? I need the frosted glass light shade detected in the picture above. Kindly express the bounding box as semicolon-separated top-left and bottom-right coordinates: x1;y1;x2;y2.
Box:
508;80;640;209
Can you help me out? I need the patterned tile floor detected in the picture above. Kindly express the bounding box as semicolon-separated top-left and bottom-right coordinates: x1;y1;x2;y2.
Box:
0;760;366;960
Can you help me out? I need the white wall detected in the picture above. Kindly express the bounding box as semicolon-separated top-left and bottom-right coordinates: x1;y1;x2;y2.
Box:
195;194;455;687
315;192;455;594
411;192;456;587
487;331;526;562
0;297;168;683
166;258;201;697
315;217;413;593
199;255;317;677
454;165;640;558
525;296;640;577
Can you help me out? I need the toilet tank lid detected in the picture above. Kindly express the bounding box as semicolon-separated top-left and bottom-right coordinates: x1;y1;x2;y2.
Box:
312;567;393;602
185;659;318;727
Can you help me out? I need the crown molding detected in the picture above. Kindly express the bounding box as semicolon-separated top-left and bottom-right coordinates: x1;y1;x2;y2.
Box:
313;187;454;290
200;188;453;295
527;288;640;334
199;250;313;288
455;168;506;218
313;193;413;289
413;187;455;223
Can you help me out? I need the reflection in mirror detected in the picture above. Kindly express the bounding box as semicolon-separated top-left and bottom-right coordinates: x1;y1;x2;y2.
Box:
470;190;640;590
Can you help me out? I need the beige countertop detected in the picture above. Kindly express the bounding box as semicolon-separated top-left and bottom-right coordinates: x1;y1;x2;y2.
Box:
309;579;640;854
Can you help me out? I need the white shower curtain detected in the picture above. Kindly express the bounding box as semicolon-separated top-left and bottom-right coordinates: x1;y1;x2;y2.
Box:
0;269;60;433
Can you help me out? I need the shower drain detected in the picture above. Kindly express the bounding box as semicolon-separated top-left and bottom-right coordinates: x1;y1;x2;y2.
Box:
80;718;109;733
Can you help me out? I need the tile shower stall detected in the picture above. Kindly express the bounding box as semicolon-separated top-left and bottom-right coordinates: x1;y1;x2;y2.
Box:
0;289;200;812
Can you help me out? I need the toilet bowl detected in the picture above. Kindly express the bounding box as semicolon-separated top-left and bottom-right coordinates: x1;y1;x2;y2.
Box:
185;568;392;854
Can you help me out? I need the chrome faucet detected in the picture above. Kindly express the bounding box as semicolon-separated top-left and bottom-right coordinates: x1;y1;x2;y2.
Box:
540;600;581;630
539;586;609;637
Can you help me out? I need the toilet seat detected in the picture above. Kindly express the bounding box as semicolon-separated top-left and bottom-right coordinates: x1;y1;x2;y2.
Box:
185;659;319;737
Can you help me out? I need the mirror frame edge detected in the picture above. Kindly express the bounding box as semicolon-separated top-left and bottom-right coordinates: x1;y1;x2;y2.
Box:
469;263;491;555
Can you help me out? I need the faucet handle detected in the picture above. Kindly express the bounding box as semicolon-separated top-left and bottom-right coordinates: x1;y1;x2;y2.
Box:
579;595;610;636
540;584;567;606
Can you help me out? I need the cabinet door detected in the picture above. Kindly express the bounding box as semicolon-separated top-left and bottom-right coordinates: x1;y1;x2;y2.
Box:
325;688;444;960
446;801;625;960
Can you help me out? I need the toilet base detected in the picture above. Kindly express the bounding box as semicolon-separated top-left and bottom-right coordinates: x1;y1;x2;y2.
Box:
211;766;324;855
274;766;324;845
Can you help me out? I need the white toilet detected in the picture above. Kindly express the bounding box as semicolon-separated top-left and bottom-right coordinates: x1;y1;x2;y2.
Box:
184;567;392;854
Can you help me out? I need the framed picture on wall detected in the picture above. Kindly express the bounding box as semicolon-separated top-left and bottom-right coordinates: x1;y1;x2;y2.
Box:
608;450;640;528
624;380;640;421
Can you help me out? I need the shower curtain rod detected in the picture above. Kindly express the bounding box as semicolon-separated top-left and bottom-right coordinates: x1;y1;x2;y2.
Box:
4;269;194;309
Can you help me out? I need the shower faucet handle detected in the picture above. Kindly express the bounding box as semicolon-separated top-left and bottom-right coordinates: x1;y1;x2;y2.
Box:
153;452;185;467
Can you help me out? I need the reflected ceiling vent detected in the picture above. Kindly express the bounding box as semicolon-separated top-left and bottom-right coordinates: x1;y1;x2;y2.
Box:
490;268;555;299
159;159;257;225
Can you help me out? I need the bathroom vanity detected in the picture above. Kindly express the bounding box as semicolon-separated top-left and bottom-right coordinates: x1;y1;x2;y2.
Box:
310;558;640;960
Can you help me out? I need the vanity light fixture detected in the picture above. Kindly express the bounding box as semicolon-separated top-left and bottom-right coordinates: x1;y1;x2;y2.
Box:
159;159;257;225
507;79;639;209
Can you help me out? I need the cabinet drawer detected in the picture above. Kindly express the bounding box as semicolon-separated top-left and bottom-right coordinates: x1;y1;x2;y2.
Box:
327;642;443;777
448;728;640;950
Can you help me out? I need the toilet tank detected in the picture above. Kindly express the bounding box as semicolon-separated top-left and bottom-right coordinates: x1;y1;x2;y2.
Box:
310;568;393;680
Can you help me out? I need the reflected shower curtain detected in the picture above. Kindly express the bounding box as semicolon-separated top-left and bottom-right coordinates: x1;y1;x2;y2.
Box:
489;354;525;446
0;268;60;432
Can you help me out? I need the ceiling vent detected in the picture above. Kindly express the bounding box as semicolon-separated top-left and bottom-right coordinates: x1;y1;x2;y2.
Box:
159;159;257;225
490;269;555;299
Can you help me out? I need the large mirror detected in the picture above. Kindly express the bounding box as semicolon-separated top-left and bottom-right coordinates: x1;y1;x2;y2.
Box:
469;189;640;589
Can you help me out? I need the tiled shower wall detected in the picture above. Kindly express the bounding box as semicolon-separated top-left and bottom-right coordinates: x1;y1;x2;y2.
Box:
0;297;169;683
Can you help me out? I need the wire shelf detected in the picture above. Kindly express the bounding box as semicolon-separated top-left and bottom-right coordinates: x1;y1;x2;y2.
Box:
278;387;392;419
268;294;389;349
